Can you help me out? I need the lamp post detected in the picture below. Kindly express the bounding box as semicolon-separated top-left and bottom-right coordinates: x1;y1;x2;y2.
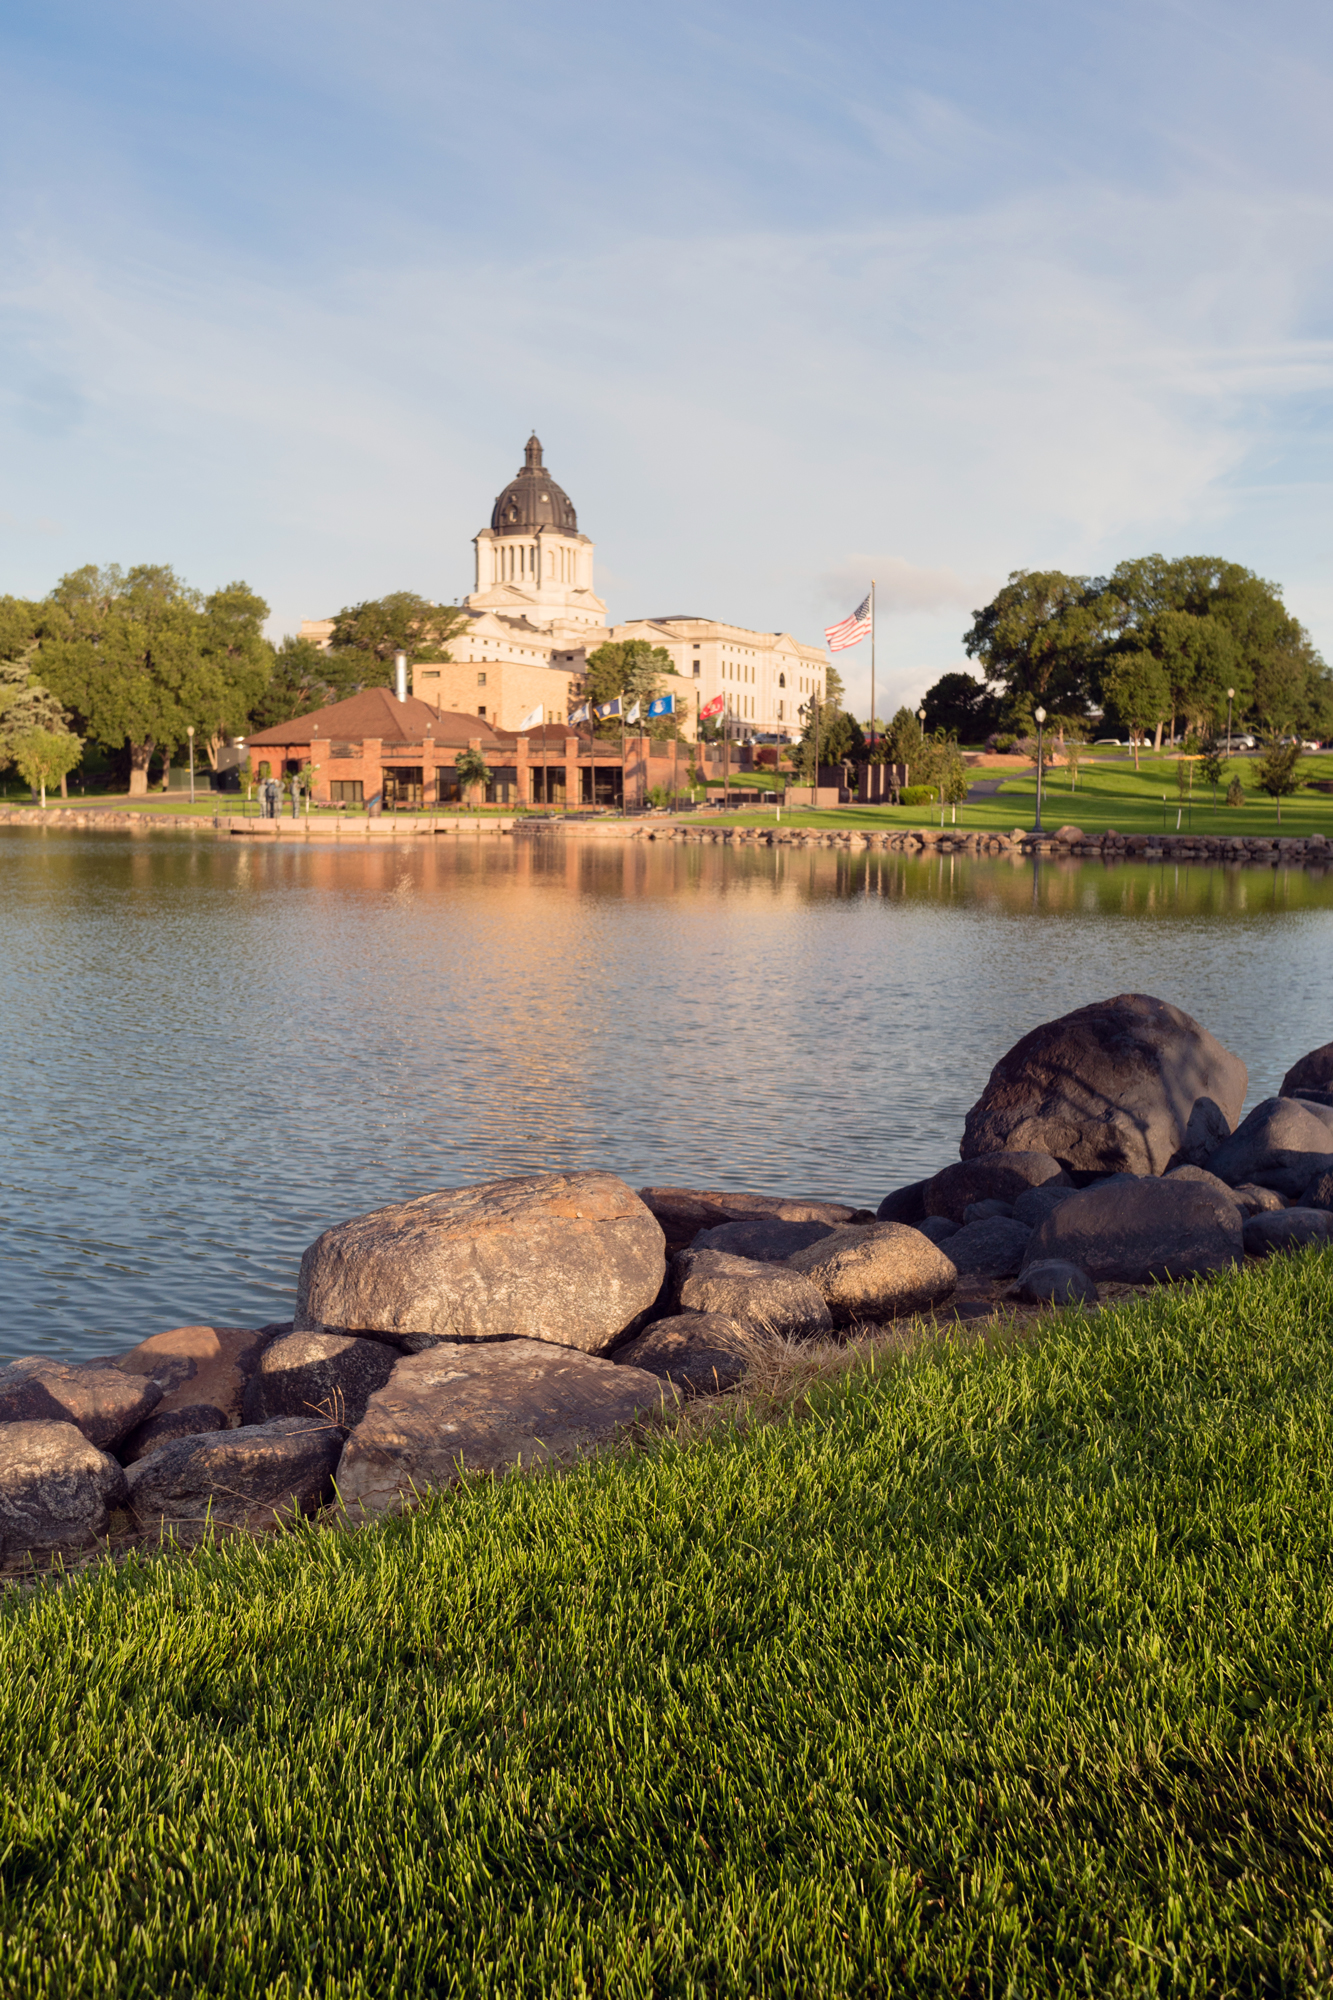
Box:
187;725;195;806
1226;686;1235;753
1033;706;1047;831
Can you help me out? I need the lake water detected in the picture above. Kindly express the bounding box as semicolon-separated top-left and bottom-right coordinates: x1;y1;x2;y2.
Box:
3;823;1331;1363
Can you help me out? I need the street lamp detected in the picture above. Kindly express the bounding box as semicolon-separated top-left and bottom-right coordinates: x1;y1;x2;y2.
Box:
186;725;195;806
1033;706;1047;831
1226;686;1235;753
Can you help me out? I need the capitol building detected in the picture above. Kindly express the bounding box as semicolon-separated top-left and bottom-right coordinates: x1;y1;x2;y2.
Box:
303;435;828;739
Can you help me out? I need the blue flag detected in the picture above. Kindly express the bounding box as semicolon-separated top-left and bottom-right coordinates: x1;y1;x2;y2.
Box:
595;698;622;720
647;694;675;717
567;702;591;723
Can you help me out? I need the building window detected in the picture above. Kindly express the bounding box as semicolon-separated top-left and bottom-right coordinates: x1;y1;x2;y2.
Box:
778;673;786;687
693;661;701;676
477;671;487;686
329;779;363;803
478;705;486;718
778;701;784;720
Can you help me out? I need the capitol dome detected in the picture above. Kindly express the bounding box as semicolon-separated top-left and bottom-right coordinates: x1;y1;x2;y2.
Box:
490;434;578;536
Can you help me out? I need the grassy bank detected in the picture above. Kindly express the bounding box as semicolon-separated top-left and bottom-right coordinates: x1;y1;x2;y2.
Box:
4;1251;1333;1995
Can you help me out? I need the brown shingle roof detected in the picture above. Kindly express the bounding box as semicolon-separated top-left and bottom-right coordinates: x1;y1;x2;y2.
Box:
246;687;511;748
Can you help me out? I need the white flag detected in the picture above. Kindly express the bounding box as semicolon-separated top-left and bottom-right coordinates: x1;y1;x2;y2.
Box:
518;704;544;730
625;701;641;724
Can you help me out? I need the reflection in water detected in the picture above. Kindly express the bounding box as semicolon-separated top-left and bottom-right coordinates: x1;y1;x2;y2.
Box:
1;824;1331;1359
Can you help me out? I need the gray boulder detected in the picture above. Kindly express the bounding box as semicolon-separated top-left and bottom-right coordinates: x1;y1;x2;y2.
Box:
638;1187;864;1255
0;1421;129;1562
962;1199;1015;1224
785;1222;957;1325
1016;1261;1099;1306
242;1331;398;1428
295;1170;665;1356
1012;1184;1079;1228
112;1322;279;1433
1021;1175;1243;1284
1242;1209;1333;1257
944;1216;1033;1279
672;1249;833;1339
612;1314;749;1394
121;1406;242;1466
125;1418;346;1536
692;1216;839;1262
1280;1041;1333;1101
1231;1183;1288;1216
336;1340;678;1514
925;1151;1067;1223
1298;1169;1333;1213
1204;1097;1333;1198
917;1214;960;1245
1165;1164;1241;1200
961;993;1247;1176
0;1359;162;1452
875;1181;928;1225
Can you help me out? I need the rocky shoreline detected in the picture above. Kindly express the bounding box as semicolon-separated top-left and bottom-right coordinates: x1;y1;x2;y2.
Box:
3;993;1331;1573
0;802;1330;868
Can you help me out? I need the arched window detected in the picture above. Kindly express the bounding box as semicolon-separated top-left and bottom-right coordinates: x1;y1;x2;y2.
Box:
778;673;786;687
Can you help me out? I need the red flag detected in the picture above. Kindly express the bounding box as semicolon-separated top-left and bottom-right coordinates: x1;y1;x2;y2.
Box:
700;694;724;718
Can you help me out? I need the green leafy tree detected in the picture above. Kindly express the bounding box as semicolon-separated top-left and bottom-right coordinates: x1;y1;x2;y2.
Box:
1254;740;1303;824
454;746;491;808
12;727;83;807
198;583;273;770
1102;651;1170;770
1199;742;1227;804
921;670;1002;742
1062;733;1086;793
962;570;1105;720
249;636;333;731
584;640;680;739
1226;776;1245;807
792;697;864;781
882;707;925;776
324;594;468;696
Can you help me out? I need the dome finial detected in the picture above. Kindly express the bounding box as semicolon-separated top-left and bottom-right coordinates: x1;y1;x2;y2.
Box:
524;433;543;470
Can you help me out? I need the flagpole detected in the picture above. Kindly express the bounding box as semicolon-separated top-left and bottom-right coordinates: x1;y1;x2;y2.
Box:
869;579;876;756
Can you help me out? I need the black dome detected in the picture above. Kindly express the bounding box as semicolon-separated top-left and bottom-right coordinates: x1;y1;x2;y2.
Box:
490;434;578;536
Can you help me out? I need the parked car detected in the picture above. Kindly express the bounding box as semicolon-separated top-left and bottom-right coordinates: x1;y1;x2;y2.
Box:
1093;737;1125;747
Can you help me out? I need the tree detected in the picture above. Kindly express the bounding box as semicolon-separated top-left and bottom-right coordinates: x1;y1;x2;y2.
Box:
11;727;83;807
1254;740;1303;824
249;636;333;731
962;570;1105;720
324;594;468;696
792;697;863;781
921;670;1002;742
1199;742;1226;804
882;707;925;776
584;640;680;739
454;746;491;808
197;583;273;768
1102;651;1170;770
1063;733;1086;793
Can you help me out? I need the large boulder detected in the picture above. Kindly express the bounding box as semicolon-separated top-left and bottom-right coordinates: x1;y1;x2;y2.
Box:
1012;1184;1080;1228
0;1421;128;1563
1020;1176;1243;1284
1204;1097;1333;1198
1016;1261;1098;1307
943;1216;1033;1279
125;1418;346;1536
638;1187;866;1255
121;1407;243;1466
336;1341;677;1515
785;1223;957;1325
296;1171;666;1356
112;1322;280;1431
1298;1169;1333;1214
242;1332;398;1428
925;1152;1066;1222
672;1249;833;1339
960;994;1247;1177
875;1181;928;1225
0;1359;161;1452
692;1216;840;1262
1242;1209;1333;1258
1280;1042;1333;1101
612;1315;749;1395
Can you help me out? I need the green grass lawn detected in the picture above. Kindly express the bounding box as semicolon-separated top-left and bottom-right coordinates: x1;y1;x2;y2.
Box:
5;1250;1333;1995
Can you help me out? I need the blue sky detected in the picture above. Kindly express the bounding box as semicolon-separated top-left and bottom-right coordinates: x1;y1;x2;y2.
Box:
3;0;1331;718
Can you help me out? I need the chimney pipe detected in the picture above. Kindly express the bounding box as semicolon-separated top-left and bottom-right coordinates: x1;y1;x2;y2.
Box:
394;650;408;703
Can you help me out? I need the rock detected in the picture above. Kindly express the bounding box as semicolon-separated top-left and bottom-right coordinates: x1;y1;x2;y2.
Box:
1016;1261;1099;1307
917;1214;960;1245
638;1187;863;1255
1280;1041;1333;1100
875;1180;928;1225
1165;1164;1243;1202
112;1322;280;1431
1242;1209;1333;1257
944;1216;1033;1279
1011;1184;1079;1228
672;1249;833;1339
295;1171;666;1356
692;1216;840;1262
1232;1183;1288;1215
0;1359;162;1452
962;1199;1015;1224
336;1340;678;1514
242;1332;398;1428
1204;1097;1333;1197
0;1421;129;1562
1297;1169;1333;1213
784;1223;957;1325
612;1314;749;1394
1020;1176;1243;1284
960;993;1247;1176
125;1418;346;1536
120;1406;239;1466
925;1152;1068;1223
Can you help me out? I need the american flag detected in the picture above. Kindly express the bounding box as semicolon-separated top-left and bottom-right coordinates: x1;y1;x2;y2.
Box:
825;593;872;652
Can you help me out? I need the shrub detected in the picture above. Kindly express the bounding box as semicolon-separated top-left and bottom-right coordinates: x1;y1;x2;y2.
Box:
1226;777;1245;807
899;784;937;806
994;733;1017;753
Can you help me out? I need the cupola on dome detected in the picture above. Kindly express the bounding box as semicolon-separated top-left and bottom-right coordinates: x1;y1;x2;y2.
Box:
490;435;578;536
